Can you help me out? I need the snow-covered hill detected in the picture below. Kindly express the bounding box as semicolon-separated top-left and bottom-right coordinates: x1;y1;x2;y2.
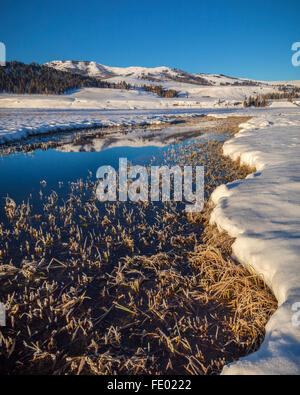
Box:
44;60;214;87
0;60;299;111
34;60;296;109
45;60;300;89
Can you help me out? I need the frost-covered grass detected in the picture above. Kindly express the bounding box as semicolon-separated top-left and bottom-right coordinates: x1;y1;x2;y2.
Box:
0;118;277;375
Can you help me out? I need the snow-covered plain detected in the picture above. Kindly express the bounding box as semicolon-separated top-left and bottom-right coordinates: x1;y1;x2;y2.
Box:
0;85;281;110
1;63;300;374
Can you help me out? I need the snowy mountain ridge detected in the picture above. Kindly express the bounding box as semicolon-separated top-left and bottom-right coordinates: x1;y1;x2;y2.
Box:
44;60;300;88
45;60;188;81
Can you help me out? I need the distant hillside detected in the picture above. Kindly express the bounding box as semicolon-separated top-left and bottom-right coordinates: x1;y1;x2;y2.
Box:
44;60;300;91
0;61;130;94
0;61;179;97
45;60;212;86
2;61;299;101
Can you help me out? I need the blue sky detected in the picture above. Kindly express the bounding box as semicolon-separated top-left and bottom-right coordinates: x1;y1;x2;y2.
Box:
0;0;300;80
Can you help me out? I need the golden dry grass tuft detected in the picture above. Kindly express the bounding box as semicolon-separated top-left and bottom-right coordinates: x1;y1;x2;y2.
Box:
188;215;277;353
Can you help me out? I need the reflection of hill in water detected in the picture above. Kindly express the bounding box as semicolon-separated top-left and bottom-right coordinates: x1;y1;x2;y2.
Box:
56;122;225;153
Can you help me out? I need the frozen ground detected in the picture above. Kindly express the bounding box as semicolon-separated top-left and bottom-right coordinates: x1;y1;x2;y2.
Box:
0;81;300;374
0;107;239;144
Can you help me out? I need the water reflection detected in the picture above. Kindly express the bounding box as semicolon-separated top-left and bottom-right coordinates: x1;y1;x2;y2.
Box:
0;123;228;208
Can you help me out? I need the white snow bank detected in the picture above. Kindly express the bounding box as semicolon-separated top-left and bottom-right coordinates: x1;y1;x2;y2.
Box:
209;108;300;374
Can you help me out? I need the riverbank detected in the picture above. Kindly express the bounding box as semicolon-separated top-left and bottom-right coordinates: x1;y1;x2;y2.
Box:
0;116;277;374
208;109;300;374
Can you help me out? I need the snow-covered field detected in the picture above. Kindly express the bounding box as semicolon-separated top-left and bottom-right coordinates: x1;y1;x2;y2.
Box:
1;86;298;111
0;86;278;110
1;66;300;374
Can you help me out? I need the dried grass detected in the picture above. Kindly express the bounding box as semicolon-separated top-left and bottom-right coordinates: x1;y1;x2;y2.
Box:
0;116;277;375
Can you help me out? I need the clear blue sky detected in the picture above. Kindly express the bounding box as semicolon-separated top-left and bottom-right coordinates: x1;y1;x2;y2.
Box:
0;0;300;81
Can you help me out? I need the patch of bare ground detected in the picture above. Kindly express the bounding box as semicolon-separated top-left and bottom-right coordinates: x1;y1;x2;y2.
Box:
0;116;277;375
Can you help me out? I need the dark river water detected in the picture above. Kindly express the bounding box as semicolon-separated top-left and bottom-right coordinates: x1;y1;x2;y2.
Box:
0;125;227;213
0;145;161;203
